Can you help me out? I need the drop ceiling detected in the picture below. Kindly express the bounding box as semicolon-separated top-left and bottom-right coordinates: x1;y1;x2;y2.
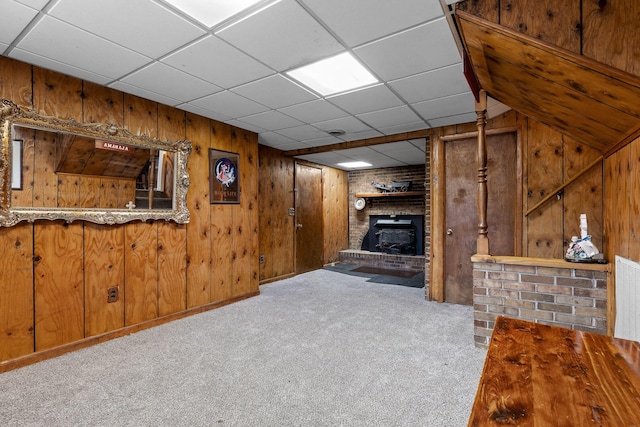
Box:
1;0;491;170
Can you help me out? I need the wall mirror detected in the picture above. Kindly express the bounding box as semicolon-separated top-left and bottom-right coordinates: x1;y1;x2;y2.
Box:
0;99;191;226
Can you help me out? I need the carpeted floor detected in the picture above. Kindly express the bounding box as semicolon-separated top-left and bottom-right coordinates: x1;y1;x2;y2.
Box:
322;263;426;288
0;269;485;427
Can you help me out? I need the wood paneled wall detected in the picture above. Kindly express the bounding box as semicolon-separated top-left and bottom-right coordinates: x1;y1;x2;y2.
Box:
432;110;603;260
257;146;349;283
0;56;259;366
457;0;640;79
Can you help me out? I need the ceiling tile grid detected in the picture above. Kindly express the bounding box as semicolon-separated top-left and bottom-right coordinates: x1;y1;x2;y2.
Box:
1;0;487;170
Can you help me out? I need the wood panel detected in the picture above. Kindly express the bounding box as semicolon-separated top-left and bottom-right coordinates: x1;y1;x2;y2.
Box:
499;0;581;53
34;222;84;351
124;94;158;138
78;176;101;208
157;105;187;315
583;0;640;77
33;67;82;120
0;57;32;108
57;174;80;208
526;120;564;258
0;224;34;361
456;10;640;154
629;137;640;262
234;129;258;295
430;128;446;302
211;121;234;301
322;167;349;264
124;221;158;325
277;155;295;277
455;0;499;22
295;163;324;273
33;129;58;207
185;113;212;307
469;316;640;426
158;222;187;316
562;136;603;251
82;82;124;125
258;146;275;281
84;223;125;337
99;178;119;209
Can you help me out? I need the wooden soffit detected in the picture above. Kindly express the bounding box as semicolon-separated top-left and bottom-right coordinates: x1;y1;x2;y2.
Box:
455;10;640;154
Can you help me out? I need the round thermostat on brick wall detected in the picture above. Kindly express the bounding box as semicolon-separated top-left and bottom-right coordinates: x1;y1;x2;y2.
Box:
354;197;366;210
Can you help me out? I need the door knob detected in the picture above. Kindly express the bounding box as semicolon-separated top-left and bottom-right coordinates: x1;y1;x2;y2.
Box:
447;228;453;235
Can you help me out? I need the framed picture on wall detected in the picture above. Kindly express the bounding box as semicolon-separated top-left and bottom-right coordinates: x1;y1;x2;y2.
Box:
209;148;240;204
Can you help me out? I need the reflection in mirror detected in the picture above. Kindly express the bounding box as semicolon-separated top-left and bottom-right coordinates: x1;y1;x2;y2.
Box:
0;99;191;226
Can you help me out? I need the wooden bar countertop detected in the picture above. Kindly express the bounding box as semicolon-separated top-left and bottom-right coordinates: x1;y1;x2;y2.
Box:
468;316;640;426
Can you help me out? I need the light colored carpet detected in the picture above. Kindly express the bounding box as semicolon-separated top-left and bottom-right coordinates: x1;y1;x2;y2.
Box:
0;269;486;427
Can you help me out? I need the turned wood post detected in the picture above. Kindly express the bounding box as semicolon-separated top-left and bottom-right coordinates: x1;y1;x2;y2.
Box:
476;90;489;255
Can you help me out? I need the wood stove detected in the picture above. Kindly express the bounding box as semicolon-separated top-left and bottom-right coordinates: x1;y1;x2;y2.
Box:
375;219;416;255
361;215;423;256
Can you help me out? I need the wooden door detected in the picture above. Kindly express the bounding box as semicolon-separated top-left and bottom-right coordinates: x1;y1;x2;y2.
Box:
445;132;517;305
295;163;323;273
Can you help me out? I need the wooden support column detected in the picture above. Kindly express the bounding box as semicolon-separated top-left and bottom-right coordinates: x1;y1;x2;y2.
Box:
476;90;489;255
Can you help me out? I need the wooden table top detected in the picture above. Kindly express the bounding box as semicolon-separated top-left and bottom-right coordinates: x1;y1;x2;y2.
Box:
468;316;640;426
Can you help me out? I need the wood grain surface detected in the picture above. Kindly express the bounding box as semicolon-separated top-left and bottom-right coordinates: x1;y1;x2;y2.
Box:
469;316;640;426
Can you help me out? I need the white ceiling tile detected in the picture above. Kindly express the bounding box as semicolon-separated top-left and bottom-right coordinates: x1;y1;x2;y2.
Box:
373;141;419;153
176;102;233;122
110;80;182;106
226;119;267;134
232;74;317;109
300;0;443;47
235;110;303;131
1;0;39;45
162;35;274;88
357;105;422;129
189;90;269;118
313;116;372;134
378;121;431;135
119;62;221;103
259;132;305;150
0;42;8;51
15;16;150;79
389;62;469;104
300;136;344;147
48;0;205;58
428;112;477;127
278;99;348;123
328;84;404;115
297;151;352;164
15;0;48;8
355;17;461;81
10;48;112;85
275;125;330;141
340;129;384;142
216;0;343;71
412;92;475;121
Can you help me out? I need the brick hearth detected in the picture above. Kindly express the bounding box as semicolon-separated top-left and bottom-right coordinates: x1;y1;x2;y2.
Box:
338;249;425;273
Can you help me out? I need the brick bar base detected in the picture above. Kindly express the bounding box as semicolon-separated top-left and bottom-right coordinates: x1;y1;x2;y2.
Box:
472;255;610;348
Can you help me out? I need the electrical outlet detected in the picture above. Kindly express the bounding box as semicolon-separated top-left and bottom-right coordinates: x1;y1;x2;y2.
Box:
107;286;119;303
289;207;295;216
259;255;265;264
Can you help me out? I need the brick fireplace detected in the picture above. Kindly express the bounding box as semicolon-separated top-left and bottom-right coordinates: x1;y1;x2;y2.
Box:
340;164;430;277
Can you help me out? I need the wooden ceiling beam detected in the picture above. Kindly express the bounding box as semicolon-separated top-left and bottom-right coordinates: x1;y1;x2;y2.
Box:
283;129;430;157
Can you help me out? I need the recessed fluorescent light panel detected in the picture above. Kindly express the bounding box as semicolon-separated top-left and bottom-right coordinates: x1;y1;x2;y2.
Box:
337;161;372;169
164;0;265;28
287;52;378;96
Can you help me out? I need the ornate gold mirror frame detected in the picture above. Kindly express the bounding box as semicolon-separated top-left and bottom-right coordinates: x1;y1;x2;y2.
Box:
0;99;191;226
